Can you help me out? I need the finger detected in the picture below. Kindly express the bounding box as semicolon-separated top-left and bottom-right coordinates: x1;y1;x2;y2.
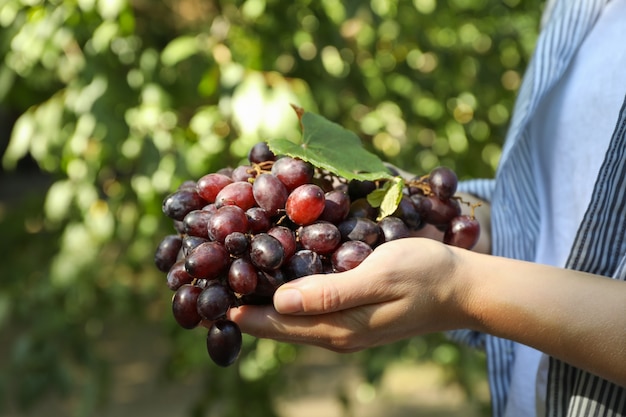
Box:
227;303;398;352
271;266;397;315
227;304;350;348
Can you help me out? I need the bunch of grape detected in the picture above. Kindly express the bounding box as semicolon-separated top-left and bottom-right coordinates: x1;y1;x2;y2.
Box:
154;142;479;367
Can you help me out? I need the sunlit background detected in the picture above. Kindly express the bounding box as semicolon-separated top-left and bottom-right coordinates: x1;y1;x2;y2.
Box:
0;0;543;416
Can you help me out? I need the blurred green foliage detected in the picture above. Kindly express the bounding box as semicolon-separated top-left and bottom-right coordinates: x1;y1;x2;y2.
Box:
0;0;543;415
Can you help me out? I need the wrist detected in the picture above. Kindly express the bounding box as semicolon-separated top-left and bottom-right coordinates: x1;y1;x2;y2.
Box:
445;246;486;332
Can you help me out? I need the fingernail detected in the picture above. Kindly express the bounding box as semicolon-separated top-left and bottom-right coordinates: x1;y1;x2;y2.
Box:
274;288;303;314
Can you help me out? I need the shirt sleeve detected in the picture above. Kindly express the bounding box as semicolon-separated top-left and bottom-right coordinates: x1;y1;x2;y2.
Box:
457;178;496;203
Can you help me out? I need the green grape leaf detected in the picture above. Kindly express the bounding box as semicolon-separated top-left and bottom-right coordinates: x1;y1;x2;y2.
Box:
267;107;393;182
367;177;405;220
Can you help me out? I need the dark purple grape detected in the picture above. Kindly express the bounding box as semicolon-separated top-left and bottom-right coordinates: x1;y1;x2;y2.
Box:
255;269;287;295
392;195;422;230
252;173;288;216
270;157;314;191
162;189;207;221
338;217;381;247
428;166;458;200
249;233;284;271
349;198;377;220
182;236;208;257
196;282;235;321
298;221;342;255
246;207;271;234
182;209;213;238
217;167;233;176
224;232;249;256
173;220;185;234
331;241;373;272
155;234;183;272
444;215;480;249
347;179;377;200
228;258;258;295
285;184;326;225
415;195;461;228
248;142;276;164
268;226;297;261
378;216;410;242
178;180;198;191
231;165;255;182
284;249;324;280
208;205;249;243
172;284;203;329
196;173;233;203
166;259;194;291
206;319;242;367
185;241;230;280
312;176;335;193
319;190;351;224
214;181;256;210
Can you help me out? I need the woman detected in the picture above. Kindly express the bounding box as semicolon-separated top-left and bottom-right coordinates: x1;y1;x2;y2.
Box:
227;0;626;415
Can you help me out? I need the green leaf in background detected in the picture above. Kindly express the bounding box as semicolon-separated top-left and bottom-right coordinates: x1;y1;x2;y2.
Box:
268;107;393;182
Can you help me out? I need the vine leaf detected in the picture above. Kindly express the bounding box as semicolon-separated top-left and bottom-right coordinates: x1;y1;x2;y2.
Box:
367;177;405;220
267;106;394;182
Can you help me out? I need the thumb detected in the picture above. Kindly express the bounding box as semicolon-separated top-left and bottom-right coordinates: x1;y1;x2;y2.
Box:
273;268;383;315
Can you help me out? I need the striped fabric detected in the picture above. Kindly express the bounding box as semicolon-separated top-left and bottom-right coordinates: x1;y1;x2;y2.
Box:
546;98;626;417
452;0;626;415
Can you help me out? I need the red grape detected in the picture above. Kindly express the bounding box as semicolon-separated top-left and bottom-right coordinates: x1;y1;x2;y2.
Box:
184;241;230;280
172;284;203;329
268;226;297;261
331;240;373;272
252;173;288;216
196;173;233;203
285;183;325;225
214;181;256;210
228;258;258;295
182;209;213;238
208;205;249;243
444;215;480;250
298;221;342;255
271;156;314;191
166;259;194;291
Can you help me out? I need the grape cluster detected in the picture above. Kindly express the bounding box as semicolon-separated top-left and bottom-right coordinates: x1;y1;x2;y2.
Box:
154;142;480;367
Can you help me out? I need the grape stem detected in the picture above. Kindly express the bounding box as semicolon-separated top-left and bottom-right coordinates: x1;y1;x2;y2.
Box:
454;198;482;219
249;161;274;178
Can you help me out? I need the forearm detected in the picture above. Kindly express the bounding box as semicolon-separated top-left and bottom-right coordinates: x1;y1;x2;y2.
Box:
458;249;626;386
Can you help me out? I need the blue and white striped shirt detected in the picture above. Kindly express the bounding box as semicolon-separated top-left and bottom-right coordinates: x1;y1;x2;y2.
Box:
452;0;626;415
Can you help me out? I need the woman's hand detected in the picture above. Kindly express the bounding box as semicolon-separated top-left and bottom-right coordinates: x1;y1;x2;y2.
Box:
227;238;473;352
228;236;626;386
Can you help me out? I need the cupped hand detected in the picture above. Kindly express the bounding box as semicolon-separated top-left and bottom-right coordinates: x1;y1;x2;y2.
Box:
227;237;474;352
